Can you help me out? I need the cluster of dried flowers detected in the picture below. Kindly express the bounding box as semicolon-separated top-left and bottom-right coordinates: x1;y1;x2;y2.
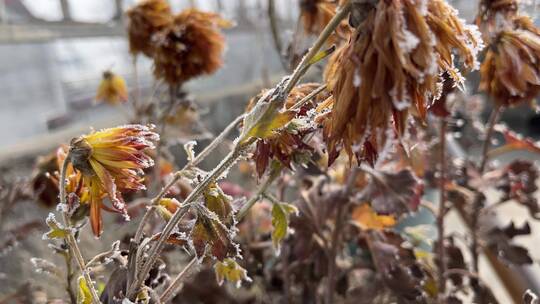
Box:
127;0;231;86
478;0;540;107
320;0;483;165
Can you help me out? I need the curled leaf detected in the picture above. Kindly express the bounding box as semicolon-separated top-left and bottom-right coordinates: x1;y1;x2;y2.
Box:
77;276;93;304
271;202;298;254
43;213;71;240
214;258;252;288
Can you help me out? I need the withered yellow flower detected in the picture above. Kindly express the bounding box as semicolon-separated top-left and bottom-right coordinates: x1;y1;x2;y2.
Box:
95;71;128;105
480;15;540;107
322;0;482;165
126;0;172;57
152;8;232;86
69;125;159;236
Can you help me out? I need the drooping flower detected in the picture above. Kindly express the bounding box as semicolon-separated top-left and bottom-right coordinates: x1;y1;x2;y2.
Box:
321;0;482;165
248;83;330;177
126;0;172;57
152;8;232;86
479;15;540;107
68;125;159;236
476;0;518;40
96;71;128;105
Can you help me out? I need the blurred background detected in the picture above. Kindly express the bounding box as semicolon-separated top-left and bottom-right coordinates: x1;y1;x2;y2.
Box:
1;1;540;303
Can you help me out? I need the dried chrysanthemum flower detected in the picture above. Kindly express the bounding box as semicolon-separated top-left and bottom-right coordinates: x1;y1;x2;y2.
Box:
322;0;482;165
476;0;518;40
300;0;337;35
126;0;172;57
68;125;159;236
96;71;128;105
248;83;330;177
480;15;540;107
152;8;232;86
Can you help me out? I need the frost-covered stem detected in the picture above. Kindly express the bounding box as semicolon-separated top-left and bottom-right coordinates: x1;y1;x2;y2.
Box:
325;168;359;304
133;114;245;245
63;249;76;304
471;105;502;272
59;155;101;304
283;1;351;94
237;166;281;221
127;141;252;300
290;84;327;111
479;106;502;172
160;257;198;303
437;118;448;302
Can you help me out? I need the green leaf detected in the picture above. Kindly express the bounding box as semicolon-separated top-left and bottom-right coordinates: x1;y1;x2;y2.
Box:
191;207;238;261
308;45;336;65
77;276;93;304
240;97;295;144
214;258;252;288
43;213;71;240
271;202;298;254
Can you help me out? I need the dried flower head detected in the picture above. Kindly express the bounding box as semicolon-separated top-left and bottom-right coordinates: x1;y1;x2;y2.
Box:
480;15;540;107
152;8;232;86
476;0;518;40
126;0;172;57
300;0;337;35
322;0;482;165
96;71;128;105
68;125;159;236
248;83;330;177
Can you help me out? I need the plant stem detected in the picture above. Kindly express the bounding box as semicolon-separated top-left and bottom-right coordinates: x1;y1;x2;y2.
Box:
479;106;502;172
325;168;359;304
267;0;288;71
470;106;503;273
437;118;448;302
157;165;283;302
128;4;351;298
59;155;101;304
63;249;76;304
160;257;198;303
283;2;351;94
290;84;327;111
133;114;245;245
127;142;250;299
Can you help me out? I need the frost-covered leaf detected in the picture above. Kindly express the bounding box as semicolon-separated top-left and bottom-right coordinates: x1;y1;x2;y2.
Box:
204;184;234;221
351;203;396;230
240;99;295;144
157;198;182;221
360;168;423;218
271;202;298;254
214;258;252;288
43;213;71;240
191;207;238;261
492;125;540;157
183;140;197;162
77;276;93;304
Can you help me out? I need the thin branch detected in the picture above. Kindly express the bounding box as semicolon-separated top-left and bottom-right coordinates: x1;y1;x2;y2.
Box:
290;84;327;111
471;105;503;272
267;0;288;71
437;118;448;302
325;167;359;304
59;155;101;304
160;257;197;303
237;166;281;221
